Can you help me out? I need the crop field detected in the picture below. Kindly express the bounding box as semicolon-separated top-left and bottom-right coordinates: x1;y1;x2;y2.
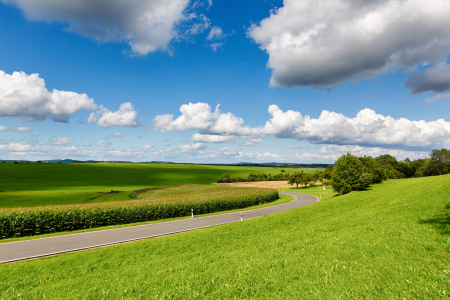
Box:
0;184;278;239
1;174;449;298
0;162;315;208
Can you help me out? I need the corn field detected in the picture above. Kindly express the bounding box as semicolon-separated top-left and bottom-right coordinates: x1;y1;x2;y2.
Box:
0;188;278;239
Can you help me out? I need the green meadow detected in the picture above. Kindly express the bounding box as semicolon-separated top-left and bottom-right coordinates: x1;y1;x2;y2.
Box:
1;174;449;299
0;162;314;207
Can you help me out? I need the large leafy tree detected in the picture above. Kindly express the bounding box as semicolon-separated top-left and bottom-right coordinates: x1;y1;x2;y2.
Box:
288;172;306;188
429;148;450;175
332;153;372;194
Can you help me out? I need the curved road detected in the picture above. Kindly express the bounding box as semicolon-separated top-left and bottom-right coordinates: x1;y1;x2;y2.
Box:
0;191;317;264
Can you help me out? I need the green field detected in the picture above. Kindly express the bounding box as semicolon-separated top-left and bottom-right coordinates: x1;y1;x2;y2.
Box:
1;174;449;298
0;162;315;208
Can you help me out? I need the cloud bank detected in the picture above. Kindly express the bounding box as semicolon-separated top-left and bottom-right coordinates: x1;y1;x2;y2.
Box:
153;102;450;150
248;0;450;89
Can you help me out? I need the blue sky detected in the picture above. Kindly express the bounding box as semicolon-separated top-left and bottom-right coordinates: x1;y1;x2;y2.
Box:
1;0;450;163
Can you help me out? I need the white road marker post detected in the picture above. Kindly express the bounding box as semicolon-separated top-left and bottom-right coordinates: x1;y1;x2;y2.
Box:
241;212;243;221
191;208;193;218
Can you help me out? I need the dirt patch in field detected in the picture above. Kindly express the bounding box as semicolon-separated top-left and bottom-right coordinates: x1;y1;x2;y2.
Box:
217;181;293;189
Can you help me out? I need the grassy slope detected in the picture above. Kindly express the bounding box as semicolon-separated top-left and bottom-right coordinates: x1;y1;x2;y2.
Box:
1;175;450;299
0;163;315;207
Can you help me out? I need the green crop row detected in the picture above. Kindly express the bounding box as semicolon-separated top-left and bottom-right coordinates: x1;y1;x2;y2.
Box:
0;190;278;239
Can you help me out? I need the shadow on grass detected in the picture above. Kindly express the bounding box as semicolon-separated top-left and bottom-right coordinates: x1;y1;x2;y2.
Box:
419;203;450;235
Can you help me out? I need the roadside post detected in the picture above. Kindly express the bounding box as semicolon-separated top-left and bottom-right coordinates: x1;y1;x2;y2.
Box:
191;208;193;218
323;185;326;199
241;212;243;221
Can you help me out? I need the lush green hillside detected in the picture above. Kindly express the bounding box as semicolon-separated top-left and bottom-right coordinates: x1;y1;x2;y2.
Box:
0;163;314;207
1;175;449;298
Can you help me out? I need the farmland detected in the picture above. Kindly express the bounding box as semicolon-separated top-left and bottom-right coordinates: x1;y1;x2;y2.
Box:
0;162;315;208
1;174;449;298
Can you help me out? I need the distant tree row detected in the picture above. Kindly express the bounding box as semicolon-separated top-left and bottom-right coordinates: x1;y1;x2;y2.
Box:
217;172;291;183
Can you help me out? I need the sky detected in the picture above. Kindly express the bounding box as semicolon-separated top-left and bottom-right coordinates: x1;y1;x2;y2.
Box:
1;0;450;164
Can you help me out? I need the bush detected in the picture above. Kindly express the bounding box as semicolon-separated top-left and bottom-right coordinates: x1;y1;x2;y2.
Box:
217;173;231;183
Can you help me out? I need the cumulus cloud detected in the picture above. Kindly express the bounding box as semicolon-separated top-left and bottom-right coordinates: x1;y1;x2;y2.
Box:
191;133;237;143
143;145;154;150
111;132;123;138
50;137;73;145
152;102;220;132
1;0;200;55
0;126;32;132
162;138;172;142
179;142;206;152
248;0;450;89
88;102;139;128
0;70;97;122
425;94;450;105
264;143;275;146
405;62;450;94
288;144;307;149
154;102;450;150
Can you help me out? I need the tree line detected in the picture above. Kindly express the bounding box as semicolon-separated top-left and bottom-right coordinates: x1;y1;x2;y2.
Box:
216;148;450;194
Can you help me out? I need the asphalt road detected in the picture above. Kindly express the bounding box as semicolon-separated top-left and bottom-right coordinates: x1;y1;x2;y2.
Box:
0;191;317;264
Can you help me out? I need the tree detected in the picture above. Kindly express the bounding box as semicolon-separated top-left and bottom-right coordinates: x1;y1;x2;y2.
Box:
288;172;305;188
217;173;231;183
332;153;371;194
429;148;450;175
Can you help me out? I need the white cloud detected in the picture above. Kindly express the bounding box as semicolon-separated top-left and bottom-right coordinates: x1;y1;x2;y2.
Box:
288;143;308;149
155;102;450;150
191;133;237;143
1;0;197;55
0;70;97;122
97;140;112;147
162;138;172;142
111;132;123;138
152;102;220;132
88;102;139;128
295;145;429;162
0;126;32;132
405;62;450;94
425;93;450;105
264;143;275;146
248;0;450;89
206;26;223;40
84;143;92;147
143;145;154;150
50;137;73;145
210;42;222;52
207;0;212;8
242;138;263;146
179;142;206;152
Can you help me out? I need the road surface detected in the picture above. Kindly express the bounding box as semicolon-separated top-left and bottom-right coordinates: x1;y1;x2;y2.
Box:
0;191;317;264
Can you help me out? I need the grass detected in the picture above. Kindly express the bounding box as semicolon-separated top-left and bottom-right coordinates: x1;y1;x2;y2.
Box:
0;162;317;207
1;175;450;298
280;184;337;201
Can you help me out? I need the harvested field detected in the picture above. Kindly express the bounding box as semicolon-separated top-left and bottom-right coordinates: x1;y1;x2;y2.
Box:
217;180;325;189
217;181;292;188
